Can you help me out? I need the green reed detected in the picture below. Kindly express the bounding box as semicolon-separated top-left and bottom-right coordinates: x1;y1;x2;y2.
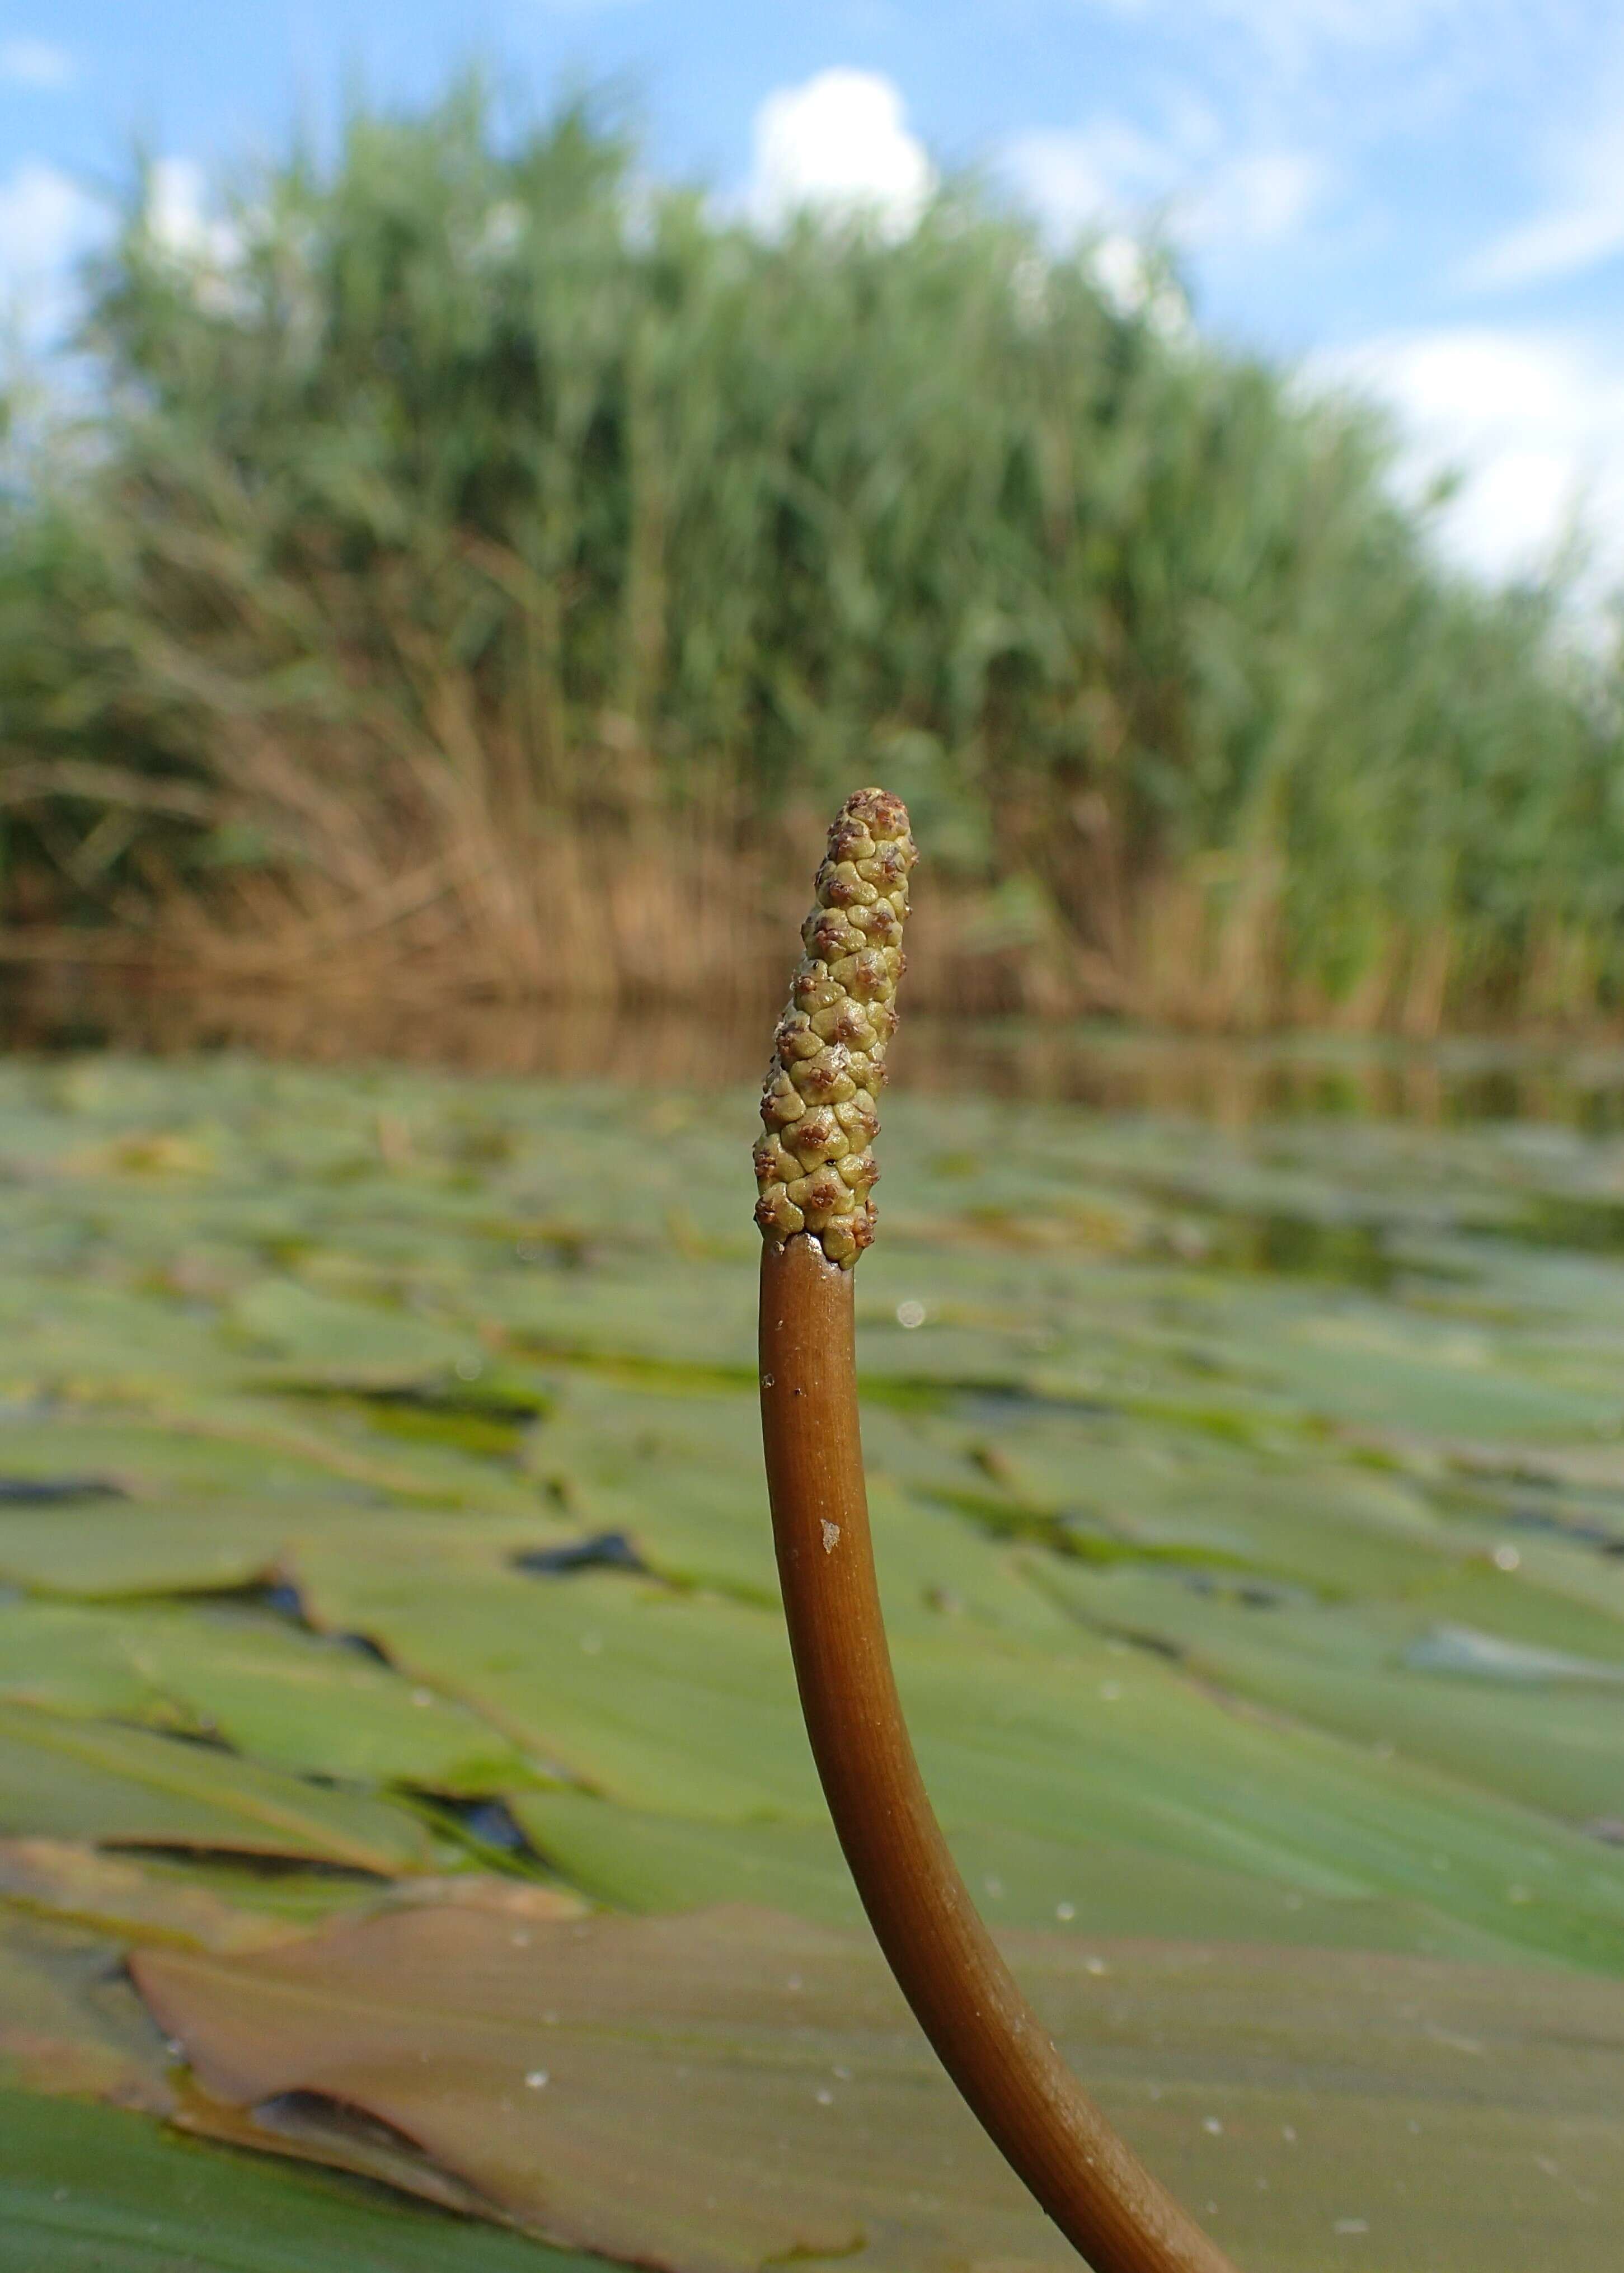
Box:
1;78;1619;1026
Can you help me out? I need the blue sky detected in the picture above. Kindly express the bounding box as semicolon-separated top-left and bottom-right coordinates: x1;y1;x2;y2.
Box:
2;1;1621;595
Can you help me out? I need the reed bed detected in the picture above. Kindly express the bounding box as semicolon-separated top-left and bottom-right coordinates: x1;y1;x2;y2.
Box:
1;81;1620;1029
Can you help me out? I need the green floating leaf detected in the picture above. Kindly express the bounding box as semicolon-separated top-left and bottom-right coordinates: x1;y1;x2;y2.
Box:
0;1702;439;1875
0;1837;587;1955
288;1549;828;1821
513;1793;866;1927
231;1278;486;1379
1405;1622;1624;1682
134;1902;1624;2272
1041;1565;1624;1829
0;1600;529;1792
0;1497;297;1599
292;1546;1624;1973
934;1400;1467;1599
513;1792;1533;1961
0;1275;240;1402
526;1372;1073;1639
0;1915;172;2106
0;2089;613;2273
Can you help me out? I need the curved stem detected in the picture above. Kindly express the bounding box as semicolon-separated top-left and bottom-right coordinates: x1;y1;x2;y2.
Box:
761;1232;1241;2273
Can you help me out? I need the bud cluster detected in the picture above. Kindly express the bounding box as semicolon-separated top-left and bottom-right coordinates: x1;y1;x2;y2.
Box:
754;787;915;1267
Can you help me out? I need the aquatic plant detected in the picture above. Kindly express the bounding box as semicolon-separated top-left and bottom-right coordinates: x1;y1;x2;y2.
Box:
758;791;1236;2269
5;1047;1624;2258
1;82;1620;1026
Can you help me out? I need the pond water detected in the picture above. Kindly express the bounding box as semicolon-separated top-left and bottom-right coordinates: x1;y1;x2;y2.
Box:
8;967;1624;1126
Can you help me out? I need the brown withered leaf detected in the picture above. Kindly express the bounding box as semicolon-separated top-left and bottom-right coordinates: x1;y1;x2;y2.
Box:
133;1904;1624;2273
0;1838;295;1953
134;1904;1064;2271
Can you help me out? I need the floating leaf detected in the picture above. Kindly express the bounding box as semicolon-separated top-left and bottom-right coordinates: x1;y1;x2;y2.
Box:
0;2088;613;2273
1405;1622;1624;1682
20;1054;1624;2262
288;1549;827;1820
0;1499;288;1599
230;1279;486;1379
512;1792;1534;1960
0;1838;586;1956
1040;1566;1624;1829
0;1915;172;2106
0;1838;306;1953
0;1702;440;1873
0;1600;530;1791
524;1373;1073;1640
290;1542;1624;1971
135;1903;1624;2272
0;1275;241;1402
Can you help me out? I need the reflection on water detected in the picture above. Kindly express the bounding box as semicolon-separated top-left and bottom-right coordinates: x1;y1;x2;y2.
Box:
6;968;1624;1126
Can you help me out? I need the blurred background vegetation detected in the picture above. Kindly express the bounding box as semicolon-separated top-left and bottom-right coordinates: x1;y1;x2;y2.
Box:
2;79;1621;1032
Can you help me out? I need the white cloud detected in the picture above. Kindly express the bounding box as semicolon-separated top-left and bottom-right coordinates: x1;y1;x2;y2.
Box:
0;160;99;285
1088;0;1505;57
0;154;247;344
746;69;935;239
1193;0;1475;38
1465;206;1624;297
0;162;88;262
1306;326;1624;598
139;157;254;317
1003;116;1327;255
1088;232;1189;333
1073;0;1546;145
0;37;74;90
1186;148;1326;247
1457;68;1624;294
145;158;240;269
0;159;102;347
1002;121;1172;238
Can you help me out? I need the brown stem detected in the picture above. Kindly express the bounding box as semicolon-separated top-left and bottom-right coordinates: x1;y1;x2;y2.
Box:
755;787;1238;2266
760;1234;1241;2273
